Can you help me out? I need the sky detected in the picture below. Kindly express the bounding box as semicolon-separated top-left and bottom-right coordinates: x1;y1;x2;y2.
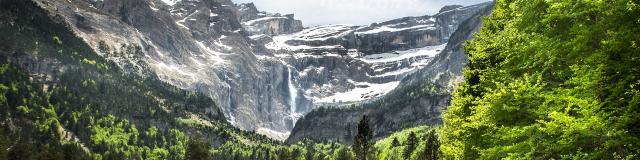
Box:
231;0;491;26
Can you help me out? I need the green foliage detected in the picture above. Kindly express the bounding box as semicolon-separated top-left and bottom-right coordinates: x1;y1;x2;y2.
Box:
334;146;356;160
186;136;211;160
403;132;418;159
440;0;640;159
390;137;400;148
0;1;452;160
352;115;373;160
374;126;438;160
423;130;439;160
53;36;62;45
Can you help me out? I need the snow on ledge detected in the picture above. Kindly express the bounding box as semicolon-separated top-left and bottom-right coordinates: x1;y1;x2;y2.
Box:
314;80;401;103
355;24;436;35
360;43;447;64
161;0;181;6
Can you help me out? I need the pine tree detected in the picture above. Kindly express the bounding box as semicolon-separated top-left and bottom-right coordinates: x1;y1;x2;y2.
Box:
423;131;439;160
403;131;417;159
352;115;372;160
391;137;400;148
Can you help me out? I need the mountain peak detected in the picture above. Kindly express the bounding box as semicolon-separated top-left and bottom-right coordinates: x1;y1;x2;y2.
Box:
439;4;463;13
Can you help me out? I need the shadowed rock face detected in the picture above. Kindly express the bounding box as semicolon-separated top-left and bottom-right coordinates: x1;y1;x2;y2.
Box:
286;2;495;144
34;0;493;141
237;3;303;36
259;3;493;108
34;0;311;140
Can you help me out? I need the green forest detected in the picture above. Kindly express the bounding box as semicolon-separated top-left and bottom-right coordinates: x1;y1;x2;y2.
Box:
440;0;640;159
1;0;640;159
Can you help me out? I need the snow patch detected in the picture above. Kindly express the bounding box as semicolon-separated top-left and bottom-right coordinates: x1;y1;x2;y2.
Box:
195;41;226;64
360;43;447;64
291;24;355;41
371;67;416;78
355;25;436;35
160;0;181;6
242;16;288;25
215;36;233;51
149;6;159;11
314;80;401;103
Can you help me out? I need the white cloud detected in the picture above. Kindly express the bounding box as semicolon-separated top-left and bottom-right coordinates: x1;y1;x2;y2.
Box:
232;0;491;26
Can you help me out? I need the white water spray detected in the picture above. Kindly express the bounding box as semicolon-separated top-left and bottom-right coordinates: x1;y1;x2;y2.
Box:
287;67;302;123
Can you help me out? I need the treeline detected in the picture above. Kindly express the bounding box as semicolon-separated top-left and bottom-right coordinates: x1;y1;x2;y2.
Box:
184;115;442;160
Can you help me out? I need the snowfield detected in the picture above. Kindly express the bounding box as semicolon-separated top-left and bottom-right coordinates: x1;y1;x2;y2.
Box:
161;0;181;6
361;43;447;64
314;80;401;103
355;24;436;35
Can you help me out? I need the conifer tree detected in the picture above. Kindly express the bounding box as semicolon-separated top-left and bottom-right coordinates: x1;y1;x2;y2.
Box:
403;131;417;159
391;137;400;148
352;115;372;160
424;131;439;160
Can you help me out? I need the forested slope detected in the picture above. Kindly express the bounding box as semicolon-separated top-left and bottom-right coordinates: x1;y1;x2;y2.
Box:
440;0;640;159
0;1;316;159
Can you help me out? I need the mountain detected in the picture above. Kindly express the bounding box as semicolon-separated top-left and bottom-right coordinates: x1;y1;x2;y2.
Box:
262;3;491;107
5;0;634;159
1;0;491;144
0;0;358;159
0;0;287;159
27;0;316;140
286;2;494;144
21;0;495;141
2;0;494;148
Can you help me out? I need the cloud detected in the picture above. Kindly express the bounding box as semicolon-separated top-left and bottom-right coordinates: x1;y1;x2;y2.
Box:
232;0;491;26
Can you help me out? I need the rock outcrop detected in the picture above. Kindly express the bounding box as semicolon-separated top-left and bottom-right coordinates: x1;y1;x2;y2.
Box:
286;2;495;144
262;2;493;108
31;0;493;141
237;3;303;36
33;0;310;140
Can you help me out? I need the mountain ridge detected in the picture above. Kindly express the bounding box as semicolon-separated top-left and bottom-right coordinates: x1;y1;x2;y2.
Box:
286;2;495;144
12;0;491;141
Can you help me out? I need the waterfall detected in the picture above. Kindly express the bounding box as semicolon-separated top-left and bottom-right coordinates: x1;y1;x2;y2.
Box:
287;67;301;123
225;75;236;126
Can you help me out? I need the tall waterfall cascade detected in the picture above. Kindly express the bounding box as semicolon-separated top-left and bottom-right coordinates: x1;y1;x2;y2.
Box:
287;67;302;124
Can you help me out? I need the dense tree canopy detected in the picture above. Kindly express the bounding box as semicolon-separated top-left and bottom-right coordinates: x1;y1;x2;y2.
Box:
440;0;640;159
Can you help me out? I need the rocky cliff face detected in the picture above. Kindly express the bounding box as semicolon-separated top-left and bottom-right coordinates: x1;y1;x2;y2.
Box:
31;0;492;141
32;0;309;140
237;3;303;36
286;3;495;144
260;2;493;108
267;4;488;55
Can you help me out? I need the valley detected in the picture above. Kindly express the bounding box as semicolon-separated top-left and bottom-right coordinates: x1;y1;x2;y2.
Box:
1;0;639;159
